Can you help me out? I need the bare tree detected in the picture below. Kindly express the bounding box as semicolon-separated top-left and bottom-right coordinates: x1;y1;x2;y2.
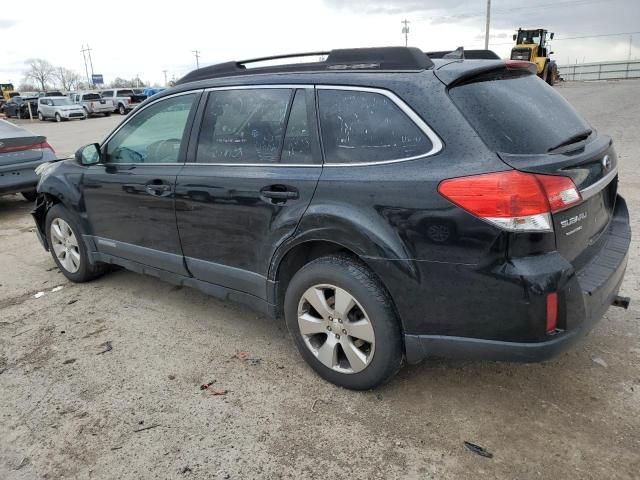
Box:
17;82;38;92
23;58;55;91
55;67;81;91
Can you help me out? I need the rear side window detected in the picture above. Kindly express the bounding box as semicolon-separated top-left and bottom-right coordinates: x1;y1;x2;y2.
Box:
449;71;591;154
281;90;313;164
318;89;432;163
197;89;292;164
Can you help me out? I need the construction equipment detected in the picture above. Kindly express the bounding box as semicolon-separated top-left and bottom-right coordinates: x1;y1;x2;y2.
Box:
511;28;557;85
1;83;18;101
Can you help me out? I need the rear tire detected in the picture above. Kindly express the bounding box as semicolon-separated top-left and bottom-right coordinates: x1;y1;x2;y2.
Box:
118;104;126;115
38;111;44;121
45;204;107;283
284;254;403;390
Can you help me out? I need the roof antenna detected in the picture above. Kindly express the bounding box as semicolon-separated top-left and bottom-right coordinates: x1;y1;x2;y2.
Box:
443;46;465;60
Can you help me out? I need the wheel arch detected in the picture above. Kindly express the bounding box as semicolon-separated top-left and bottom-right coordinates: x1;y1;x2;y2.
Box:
268;238;406;337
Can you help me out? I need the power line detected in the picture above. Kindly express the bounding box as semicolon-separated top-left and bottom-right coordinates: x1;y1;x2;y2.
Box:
431;0;611;22
489;30;640;46
554;31;640;41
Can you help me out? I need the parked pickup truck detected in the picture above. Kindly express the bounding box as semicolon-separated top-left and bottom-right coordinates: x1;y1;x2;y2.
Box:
69;92;113;117
100;89;146;115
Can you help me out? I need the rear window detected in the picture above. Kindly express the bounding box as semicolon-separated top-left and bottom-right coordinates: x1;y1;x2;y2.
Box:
117;89;133;96
449;71;591;154
82;93;101;100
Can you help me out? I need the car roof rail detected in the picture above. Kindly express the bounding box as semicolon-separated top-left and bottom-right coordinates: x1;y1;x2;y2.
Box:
176;46;434;85
427;48;501;60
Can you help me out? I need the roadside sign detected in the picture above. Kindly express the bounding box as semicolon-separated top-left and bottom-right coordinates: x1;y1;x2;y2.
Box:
92;74;104;85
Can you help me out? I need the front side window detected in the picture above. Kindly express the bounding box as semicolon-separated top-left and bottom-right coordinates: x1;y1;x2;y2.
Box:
318;89;433;164
105;93;196;164
196;88;291;164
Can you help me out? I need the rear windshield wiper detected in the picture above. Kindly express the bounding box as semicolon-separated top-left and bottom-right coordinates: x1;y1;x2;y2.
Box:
547;129;592;152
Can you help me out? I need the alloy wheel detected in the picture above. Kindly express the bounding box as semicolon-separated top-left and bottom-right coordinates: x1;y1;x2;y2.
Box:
297;284;375;374
50;218;81;273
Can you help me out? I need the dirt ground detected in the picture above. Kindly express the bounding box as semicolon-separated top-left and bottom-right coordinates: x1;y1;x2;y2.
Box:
1;81;639;479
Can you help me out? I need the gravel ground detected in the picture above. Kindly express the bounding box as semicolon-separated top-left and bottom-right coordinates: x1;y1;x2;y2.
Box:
1;81;639;479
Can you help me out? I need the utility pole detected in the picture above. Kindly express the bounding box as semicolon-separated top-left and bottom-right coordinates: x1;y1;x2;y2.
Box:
484;0;491;49
162;70;168;86
628;34;633;61
86;45;95;78
401;19;410;47
192;50;201;69
80;44;91;86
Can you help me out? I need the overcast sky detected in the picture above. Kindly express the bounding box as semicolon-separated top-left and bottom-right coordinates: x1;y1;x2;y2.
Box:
1;0;638;87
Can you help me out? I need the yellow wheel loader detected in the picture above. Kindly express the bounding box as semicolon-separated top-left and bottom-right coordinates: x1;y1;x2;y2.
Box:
511;28;558;85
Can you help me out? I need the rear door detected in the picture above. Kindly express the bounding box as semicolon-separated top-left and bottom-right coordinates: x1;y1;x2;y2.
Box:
175;86;322;299
81;91;200;274
448;70;618;264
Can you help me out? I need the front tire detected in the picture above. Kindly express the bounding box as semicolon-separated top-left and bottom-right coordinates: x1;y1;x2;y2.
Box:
22;190;38;202
45;204;106;282
55;113;62;123
284;254;403;390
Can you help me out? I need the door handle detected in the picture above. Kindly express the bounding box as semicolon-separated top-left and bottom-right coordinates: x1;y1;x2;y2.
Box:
261;190;298;200
145;183;172;195
260;186;299;203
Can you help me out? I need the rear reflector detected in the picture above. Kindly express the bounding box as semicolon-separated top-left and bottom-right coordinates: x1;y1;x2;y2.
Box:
546;292;558;334
437;170;581;232
0;141;54;154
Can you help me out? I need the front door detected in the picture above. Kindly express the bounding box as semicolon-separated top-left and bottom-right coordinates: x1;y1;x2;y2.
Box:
81;92;200;274
175;87;322;298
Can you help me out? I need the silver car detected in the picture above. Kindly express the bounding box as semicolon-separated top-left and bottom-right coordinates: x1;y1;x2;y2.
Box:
38;97;87;122
0;119;57;200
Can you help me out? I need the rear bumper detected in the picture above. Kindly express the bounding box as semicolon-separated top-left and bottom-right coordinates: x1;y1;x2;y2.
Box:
0;159;47;195
402;196;631;364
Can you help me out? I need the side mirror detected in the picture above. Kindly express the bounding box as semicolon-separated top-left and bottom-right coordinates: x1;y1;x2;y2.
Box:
513;34;517;41
75;143;101;166
550;32;555;40
550;51;555;55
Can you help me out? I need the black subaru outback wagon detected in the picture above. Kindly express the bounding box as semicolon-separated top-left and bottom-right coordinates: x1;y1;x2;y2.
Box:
33;47;630;389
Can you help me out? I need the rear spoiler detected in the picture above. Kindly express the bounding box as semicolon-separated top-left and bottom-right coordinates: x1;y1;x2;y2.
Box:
426;48;501;60
434;59;537;87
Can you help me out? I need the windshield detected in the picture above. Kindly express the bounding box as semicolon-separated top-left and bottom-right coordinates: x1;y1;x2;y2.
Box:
517;30;542;45
51;98;72;106
450;71;592;154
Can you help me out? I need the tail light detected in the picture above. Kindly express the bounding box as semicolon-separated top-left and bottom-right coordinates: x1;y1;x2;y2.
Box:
505;59;538;74
437;170;581;232
128;98;132;104
546;293;558;334
0;141;54;154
